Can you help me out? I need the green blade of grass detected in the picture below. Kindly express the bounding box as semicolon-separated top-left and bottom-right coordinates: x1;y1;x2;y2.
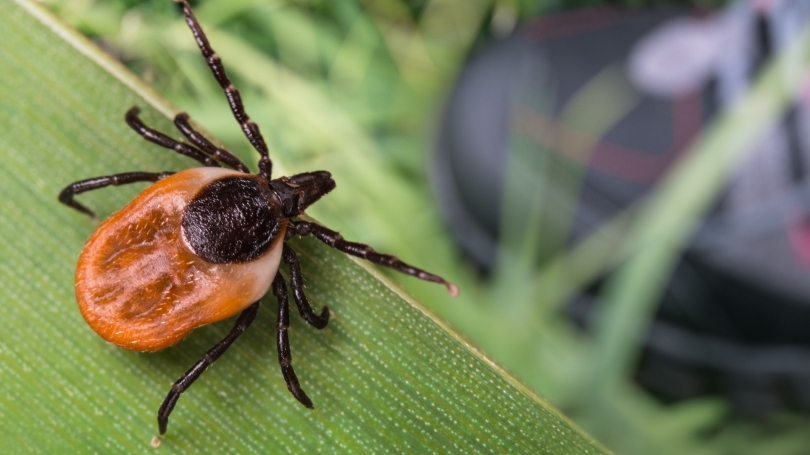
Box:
0;1;608;453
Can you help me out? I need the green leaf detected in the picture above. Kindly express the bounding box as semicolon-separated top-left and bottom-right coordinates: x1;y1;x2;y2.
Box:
0;1;609;453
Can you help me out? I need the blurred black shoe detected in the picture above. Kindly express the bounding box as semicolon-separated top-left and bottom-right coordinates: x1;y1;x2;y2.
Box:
434;1;810;417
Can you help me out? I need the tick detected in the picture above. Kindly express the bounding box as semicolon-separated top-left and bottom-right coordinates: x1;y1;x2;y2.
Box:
59;0;457;437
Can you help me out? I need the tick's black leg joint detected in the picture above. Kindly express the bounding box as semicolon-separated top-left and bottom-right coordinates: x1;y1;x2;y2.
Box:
259;157;272;182
292;221;311;236
156;301;260;436
125;107;219;167
173;113;250;173
59;172;174;219
174;0;273;179
289;220;460;296
282;244;329;329
271;273;315;409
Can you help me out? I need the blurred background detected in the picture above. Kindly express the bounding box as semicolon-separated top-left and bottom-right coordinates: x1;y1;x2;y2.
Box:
42;0;810;453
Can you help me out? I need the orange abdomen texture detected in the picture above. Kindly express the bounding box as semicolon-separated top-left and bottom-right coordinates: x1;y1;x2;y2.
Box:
75;168;285;351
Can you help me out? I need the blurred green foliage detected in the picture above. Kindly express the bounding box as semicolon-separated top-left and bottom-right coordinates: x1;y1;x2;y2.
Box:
41;0;810;454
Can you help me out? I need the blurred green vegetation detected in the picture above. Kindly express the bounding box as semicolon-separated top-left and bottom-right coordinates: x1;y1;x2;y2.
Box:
41;0;810;454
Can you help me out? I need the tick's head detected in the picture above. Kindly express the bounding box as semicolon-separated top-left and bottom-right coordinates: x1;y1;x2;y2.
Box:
270;171;336;218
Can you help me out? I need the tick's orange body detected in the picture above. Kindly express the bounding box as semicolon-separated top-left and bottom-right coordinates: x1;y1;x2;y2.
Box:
75;168;285;351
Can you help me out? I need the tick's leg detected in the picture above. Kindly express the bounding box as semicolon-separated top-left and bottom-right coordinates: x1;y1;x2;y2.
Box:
174;113;250;173
271;272;314;409
59;171;174;218
126;107;219;167
157;301;260;436
290;220;459;296
282;244;329;329
174;0;273;180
